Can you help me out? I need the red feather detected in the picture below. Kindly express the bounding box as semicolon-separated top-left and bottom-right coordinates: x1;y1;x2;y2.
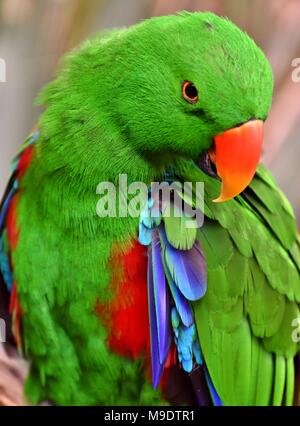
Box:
9;283;22;349
6;194;19;250
96;239;177;391
97;241;150;359
16;145;33;180
5;145;34;348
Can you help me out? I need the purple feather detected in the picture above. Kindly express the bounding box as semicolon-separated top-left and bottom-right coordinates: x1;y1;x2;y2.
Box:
147;249;164;388
159;226;207;301
147;232;172;388
151;231;171;365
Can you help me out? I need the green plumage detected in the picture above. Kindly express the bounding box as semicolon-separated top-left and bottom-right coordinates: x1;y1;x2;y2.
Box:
175;161;300;405
1;11;299;406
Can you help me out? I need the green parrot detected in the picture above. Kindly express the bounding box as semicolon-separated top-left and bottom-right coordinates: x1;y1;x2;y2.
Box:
0;11;300;406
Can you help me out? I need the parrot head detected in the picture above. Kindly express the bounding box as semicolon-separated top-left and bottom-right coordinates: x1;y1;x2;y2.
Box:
39;12;273;202
114;11;273;201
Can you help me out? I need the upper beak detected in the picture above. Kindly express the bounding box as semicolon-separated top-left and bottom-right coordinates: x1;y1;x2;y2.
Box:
209;119;264;202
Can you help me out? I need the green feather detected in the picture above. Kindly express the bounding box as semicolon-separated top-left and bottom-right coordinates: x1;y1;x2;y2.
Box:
263;301;300;357
192;167;300;406
253;342;274;406
197;219;234;269
246;170;296;249
163;208;197;250
285;357;295;406
289;240;300;274
272;356;286;406
245;258;285;338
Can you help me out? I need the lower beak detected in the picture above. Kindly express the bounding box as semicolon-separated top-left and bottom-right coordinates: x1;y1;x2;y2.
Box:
210;120;264;202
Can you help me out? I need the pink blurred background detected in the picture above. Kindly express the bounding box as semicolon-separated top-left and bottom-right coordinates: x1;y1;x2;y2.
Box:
0;0;299;222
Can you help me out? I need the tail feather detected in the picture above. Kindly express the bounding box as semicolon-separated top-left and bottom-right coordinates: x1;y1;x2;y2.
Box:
293;354;300;405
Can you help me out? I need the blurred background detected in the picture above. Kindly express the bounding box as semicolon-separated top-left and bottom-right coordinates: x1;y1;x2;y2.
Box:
0;0;299;223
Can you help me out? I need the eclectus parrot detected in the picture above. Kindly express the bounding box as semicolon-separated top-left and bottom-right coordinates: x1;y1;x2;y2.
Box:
0;12;300;406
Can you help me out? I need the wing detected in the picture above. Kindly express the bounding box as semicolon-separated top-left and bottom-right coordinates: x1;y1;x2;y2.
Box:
139;191;224;405
0;131;38;349
193;163;300;406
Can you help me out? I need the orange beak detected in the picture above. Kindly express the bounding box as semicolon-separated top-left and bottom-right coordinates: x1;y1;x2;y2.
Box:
210;120;264;202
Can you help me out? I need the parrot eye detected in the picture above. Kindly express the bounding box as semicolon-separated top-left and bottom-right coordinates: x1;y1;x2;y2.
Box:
182;81;199;104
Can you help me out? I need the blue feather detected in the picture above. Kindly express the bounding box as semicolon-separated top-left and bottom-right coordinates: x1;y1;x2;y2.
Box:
138;223;152;246
171;307;201;373
204;366;223;406
192;338;203;365
159;226;207;301
140;198;161;230
0;185;17;231
164;265;193;327
0;231;13;291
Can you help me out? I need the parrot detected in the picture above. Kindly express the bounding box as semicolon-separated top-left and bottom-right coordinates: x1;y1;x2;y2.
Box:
0;11;300;406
